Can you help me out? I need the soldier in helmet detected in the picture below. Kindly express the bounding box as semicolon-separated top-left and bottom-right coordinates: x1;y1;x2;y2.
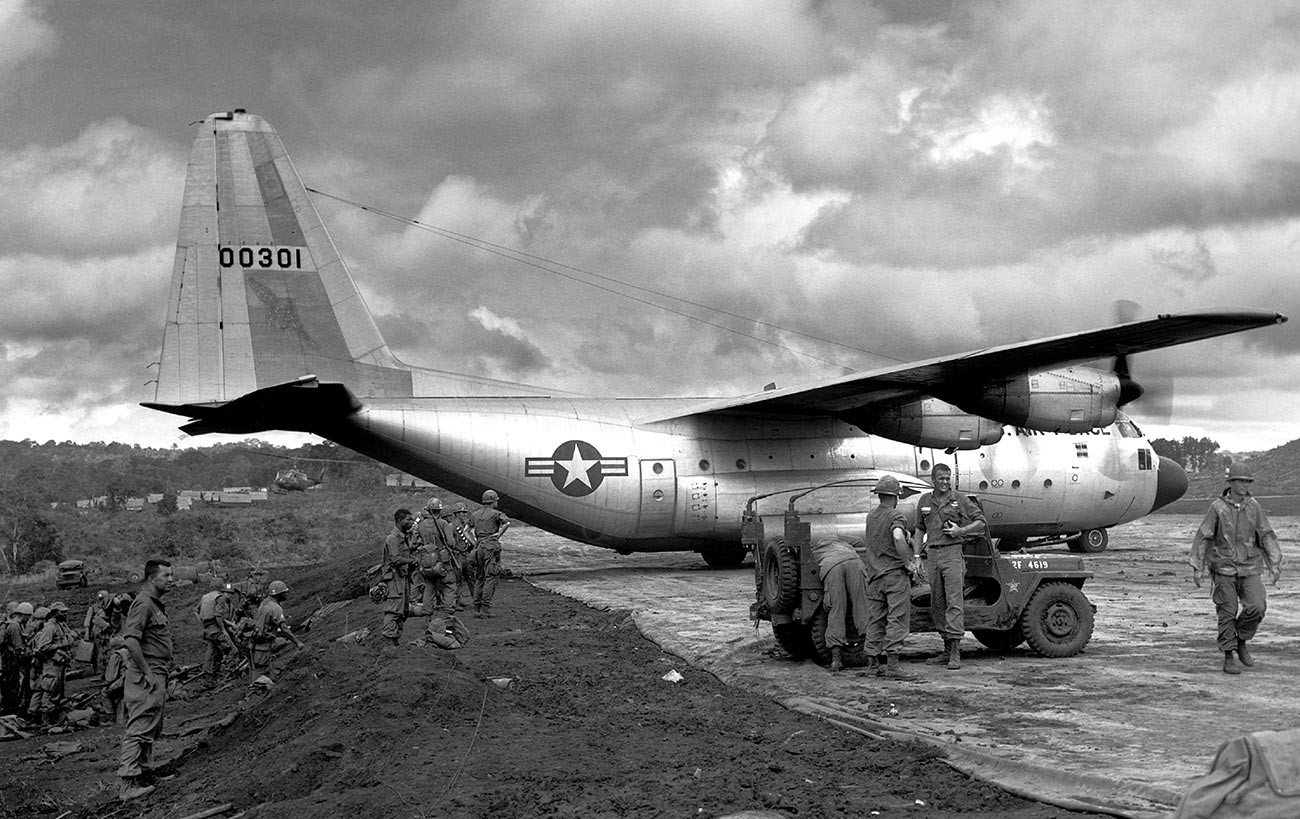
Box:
84;590;113;675
0;602;32;715
21;605;47;715
862;476;922;679
415;498;460;619
30;601;76;723
193;583;239;686
469;489;511;616
1191;462;1283;674
250;580;304;680
451;502;478;609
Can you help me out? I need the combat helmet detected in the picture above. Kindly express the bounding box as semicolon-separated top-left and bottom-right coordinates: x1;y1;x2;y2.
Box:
15;602;33;616
268;580;289;596
32;606;49;620
453;502;470;513
48;601;69;616
425;497;444;512
1225;462;1254;482
481;489;500;503
875;475;902;496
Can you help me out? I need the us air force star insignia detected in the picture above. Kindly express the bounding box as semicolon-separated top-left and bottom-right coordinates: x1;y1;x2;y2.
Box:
525;440;629;497
1007;581;1020;593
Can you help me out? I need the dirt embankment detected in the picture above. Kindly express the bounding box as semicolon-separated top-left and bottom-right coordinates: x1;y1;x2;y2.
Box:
2;558;1094;819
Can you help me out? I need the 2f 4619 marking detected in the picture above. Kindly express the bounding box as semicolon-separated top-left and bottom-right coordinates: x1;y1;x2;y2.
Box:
219;246;306;270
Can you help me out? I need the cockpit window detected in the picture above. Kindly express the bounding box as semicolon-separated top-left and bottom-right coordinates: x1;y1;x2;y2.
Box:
1113;412;1143;438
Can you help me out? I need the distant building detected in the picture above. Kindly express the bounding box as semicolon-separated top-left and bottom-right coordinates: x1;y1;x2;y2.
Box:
386;472;435;490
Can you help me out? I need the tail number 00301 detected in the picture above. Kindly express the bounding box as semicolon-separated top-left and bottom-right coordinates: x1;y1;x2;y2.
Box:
219;246;306;270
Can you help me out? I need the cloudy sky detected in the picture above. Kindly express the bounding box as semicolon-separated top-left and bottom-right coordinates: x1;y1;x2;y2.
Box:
1;0;1298;452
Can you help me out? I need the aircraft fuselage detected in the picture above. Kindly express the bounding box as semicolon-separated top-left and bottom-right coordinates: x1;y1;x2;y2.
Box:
318;396;1178;556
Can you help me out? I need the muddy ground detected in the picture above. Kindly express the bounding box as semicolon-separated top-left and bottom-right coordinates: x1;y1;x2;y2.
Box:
0;547;1098;819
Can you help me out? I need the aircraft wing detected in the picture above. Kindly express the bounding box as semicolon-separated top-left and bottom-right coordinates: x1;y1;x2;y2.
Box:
640;310;1287;421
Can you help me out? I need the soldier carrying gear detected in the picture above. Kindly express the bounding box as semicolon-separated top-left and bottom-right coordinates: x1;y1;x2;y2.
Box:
1;602;32;715
250;580;304;680
416;501;462;616
194;584;239;685
469;489;511;616
379;508;419;646
31;601;76;724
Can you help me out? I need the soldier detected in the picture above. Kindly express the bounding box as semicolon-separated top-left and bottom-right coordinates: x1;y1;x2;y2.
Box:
415;498;460;621
379;508;419;646
83;590;112;674
1190;462;1283;674
469;489;511;616
22;606;48;716
101;634;130;724
912;463;986;670
193;584;238;686
451;502;478;609
118;559;174;803
0;602;31;716
250;580;304;680
30;601;76;724
811;538;872;673
862;476;921;679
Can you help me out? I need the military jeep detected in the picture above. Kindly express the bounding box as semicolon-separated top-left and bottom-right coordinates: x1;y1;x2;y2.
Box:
745;481;1096;667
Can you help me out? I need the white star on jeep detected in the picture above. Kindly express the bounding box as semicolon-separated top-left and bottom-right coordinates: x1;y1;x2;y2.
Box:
556;444;597;488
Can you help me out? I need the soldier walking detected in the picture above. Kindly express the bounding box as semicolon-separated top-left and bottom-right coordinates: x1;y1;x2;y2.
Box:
1190;463;1283;674
118;559;174;802
469;489;511;616
194;584;238;686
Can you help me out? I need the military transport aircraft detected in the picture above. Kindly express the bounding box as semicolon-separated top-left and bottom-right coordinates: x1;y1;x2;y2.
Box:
144;111;1287;566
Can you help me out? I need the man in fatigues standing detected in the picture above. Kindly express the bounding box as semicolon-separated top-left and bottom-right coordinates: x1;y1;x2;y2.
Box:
863;476;922;679
416;498;460;618
0;602;31;716
451;502;478;609
194;584;238;686
469;489;510;616
30;601;75;724
118;558;174;802
912;463;985;670
380;509;419;646
1191;462;1283;674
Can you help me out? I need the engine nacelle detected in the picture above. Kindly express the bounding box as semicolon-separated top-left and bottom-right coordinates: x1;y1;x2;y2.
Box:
952;366;1121;432
848;398;1005;450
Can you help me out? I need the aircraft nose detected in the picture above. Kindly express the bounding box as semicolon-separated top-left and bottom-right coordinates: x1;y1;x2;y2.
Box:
1152;456;1189;511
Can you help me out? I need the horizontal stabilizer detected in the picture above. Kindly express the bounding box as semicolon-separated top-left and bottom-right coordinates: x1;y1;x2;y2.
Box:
142;376;361;436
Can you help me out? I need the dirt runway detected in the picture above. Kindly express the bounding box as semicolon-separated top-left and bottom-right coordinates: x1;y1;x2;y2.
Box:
513;513;1300;818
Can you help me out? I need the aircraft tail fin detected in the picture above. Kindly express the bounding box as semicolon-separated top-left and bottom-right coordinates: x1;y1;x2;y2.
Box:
152;109;414;408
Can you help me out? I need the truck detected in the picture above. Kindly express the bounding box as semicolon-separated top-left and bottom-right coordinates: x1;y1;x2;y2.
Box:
56;559;88;589
745;477;1096;667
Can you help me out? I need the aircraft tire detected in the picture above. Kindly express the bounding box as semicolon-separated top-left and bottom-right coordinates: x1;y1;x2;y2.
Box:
809;606;866;668
1021;582;1094;658
761;538;800;613
972;625;1026;652
1072;528;1109;553
700;545;748;569
771;621;816;660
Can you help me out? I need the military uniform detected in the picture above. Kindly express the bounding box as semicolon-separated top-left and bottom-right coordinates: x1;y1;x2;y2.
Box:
1191;476;1282;673
469;504;510;614
416;513;461;616
194;589;236;683
30;612;75;722
381;521;418;643
118;587;173;783
250;595;298;678
452;505;478;608
0;612;28;715
811;539;871;669
863;502;913;660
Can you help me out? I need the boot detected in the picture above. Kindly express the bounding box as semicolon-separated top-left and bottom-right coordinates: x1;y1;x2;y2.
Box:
946;640;962;670
118;777;155;802
927;640;954;665
881;653;916;680
867;654;881;676
1236;640;1255;667
1223;651;1242;675
830;647;843;673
